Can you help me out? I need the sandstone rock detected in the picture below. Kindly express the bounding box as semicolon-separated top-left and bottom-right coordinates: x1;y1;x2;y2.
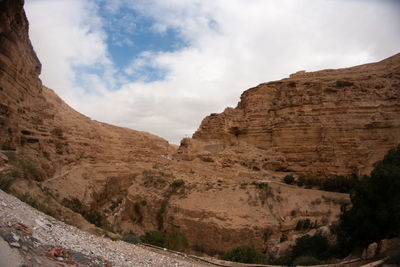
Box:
0;152;8;162
9;241;21;248
378;238;400;255
362;242;378;260
1;0;399;260
191;54;400;177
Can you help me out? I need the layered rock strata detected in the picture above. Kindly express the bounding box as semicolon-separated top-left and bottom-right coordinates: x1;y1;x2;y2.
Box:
191;55;400;177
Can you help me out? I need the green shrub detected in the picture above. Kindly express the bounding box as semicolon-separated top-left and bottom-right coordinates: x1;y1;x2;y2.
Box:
141;231;166;247
222;245;267;264
291;234;329;260
109;198;122;211
122;231;139;244
156;200;167;230
62;197;83;213
296;219;312;231
62;197;107;228
171;179;184;188
18;193;54;217
142;170;167;188
340;145;400;246
292;255;321;266
140;231;189;251
283;174;295;185
166;179;185;196
0;171;14;192
297;176;322;188
18;160;42;181
165;232;188;251
321;175;358;193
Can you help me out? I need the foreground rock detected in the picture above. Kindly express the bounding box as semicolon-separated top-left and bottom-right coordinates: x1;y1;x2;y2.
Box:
0;189;211;267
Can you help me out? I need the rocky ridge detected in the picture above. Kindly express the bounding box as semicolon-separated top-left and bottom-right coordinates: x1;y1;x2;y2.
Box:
0;0;399;262
189;55;400;177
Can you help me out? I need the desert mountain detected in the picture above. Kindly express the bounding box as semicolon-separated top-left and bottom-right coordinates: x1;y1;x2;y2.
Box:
0;0;399;261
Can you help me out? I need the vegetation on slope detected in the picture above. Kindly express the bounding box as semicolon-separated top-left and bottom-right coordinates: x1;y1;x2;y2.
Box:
340;144;400;246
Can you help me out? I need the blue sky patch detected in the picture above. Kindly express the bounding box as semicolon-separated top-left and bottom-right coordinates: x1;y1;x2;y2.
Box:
97;3;186;82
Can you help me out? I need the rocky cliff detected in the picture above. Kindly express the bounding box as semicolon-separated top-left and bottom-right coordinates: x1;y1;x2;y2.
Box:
190;55;400;177
1;0;398;260
0;0;170;231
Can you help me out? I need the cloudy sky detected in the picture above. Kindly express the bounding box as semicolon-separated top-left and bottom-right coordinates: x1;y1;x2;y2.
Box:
25;0;400;144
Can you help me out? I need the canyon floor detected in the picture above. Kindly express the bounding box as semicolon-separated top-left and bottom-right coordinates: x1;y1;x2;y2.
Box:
0;188;218;267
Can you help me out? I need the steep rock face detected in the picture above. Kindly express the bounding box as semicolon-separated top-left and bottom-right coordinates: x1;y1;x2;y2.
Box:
0;0;387;259
192;55;400;177
0;0;170;214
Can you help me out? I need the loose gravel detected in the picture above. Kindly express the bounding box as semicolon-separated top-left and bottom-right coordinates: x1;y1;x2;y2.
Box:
0;189;212;267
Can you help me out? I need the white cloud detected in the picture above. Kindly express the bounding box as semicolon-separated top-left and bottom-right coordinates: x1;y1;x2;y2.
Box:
25;0;114;99
25;0;400;144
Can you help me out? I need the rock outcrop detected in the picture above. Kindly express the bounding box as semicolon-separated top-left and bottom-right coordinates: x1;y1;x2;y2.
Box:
1;0;399;260
190;55;400;177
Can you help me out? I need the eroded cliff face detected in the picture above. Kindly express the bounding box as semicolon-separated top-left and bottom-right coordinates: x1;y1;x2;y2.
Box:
0;0;171;231
0;0;397;259
190;55;400;177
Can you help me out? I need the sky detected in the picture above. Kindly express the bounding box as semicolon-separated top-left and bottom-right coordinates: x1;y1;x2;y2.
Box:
24;0;400;144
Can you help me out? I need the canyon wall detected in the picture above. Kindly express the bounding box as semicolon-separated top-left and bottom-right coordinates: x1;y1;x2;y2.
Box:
1;0;399;258
192;55;400;177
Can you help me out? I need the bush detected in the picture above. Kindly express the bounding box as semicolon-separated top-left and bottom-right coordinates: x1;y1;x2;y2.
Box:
166;179;185;196
321;175;358;193
296;219;312;231
292;255;320;266
297;176;322;188
170;179;185;188
165;232;188;251
140;231;189;252
62;197;107;228
283;174;295;184
291;234;329;260
222;245;267;264
122;231;139;244
141;231;166;247
340;145;400;246
0;171;15;192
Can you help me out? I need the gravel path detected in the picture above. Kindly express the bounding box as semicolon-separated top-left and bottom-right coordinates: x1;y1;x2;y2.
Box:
0;189;212;267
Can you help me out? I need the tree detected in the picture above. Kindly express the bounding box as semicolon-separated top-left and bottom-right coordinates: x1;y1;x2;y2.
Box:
340;145;400;246
222;245;267;264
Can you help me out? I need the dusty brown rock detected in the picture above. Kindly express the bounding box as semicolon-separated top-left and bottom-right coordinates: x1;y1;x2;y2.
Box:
191;55;400;177
0;0;397;259
362;242;378;260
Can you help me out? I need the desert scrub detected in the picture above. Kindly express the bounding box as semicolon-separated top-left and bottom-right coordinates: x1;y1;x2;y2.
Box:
222;245;267;264
156;200;168;230
297;176;322;188
18;192;55;217
109;198;122;212
166;179;185;196
296;218;313;231
283;174;295;184
140;231;189;252
122;231;140;244
142;170;167;188
62;197;109;229
0;169;17;192
321;175;358;193
311;198;322;205
252;181;273;205
2;151;43;182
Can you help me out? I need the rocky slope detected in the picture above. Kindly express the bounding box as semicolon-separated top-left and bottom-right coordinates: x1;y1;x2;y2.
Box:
190;55;400;177
0;188;213;267
0;0;399;262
